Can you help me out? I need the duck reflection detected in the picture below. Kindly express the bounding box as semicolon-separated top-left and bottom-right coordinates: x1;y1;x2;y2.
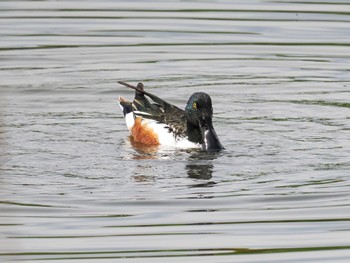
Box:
129;136;159;160
131;172;156;183
186;163;213;180
186;151;220;181
126;137;221;184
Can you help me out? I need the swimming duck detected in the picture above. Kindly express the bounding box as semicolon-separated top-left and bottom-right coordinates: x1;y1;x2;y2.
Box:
118;81;224;152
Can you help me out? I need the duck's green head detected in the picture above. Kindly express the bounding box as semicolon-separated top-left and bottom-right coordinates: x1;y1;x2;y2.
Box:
185;92;224;152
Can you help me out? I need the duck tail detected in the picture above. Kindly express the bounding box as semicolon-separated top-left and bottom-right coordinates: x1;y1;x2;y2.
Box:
118;96;133;116
117;81;184;115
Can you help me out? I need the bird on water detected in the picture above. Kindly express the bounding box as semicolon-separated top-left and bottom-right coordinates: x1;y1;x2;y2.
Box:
117;81;224;152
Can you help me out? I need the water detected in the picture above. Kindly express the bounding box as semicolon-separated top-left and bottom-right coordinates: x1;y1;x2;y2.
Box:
1;0;350;262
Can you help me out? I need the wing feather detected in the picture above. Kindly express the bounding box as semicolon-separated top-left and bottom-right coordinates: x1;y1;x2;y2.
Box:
118;81;187;137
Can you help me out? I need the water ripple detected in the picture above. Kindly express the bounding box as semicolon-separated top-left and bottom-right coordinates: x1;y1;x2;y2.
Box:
1;1;350;262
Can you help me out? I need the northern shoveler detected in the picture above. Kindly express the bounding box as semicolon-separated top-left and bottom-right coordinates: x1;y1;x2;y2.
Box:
117;81;224;152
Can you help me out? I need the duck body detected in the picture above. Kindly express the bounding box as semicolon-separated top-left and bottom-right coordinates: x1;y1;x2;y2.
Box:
118;81;224;152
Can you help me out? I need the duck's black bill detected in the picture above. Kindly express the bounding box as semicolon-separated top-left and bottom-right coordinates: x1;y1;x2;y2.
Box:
199;118;224;152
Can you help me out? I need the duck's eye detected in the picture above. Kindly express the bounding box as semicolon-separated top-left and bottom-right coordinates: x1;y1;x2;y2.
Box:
193;102;197;110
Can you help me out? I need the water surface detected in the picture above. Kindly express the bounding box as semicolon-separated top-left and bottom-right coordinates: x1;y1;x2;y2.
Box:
1;0;350;262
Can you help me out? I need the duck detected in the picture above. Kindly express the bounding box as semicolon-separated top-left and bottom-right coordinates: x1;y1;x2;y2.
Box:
117;81;224;152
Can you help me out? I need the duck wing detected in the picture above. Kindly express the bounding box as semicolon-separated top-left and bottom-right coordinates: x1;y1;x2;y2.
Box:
118;81;187;136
